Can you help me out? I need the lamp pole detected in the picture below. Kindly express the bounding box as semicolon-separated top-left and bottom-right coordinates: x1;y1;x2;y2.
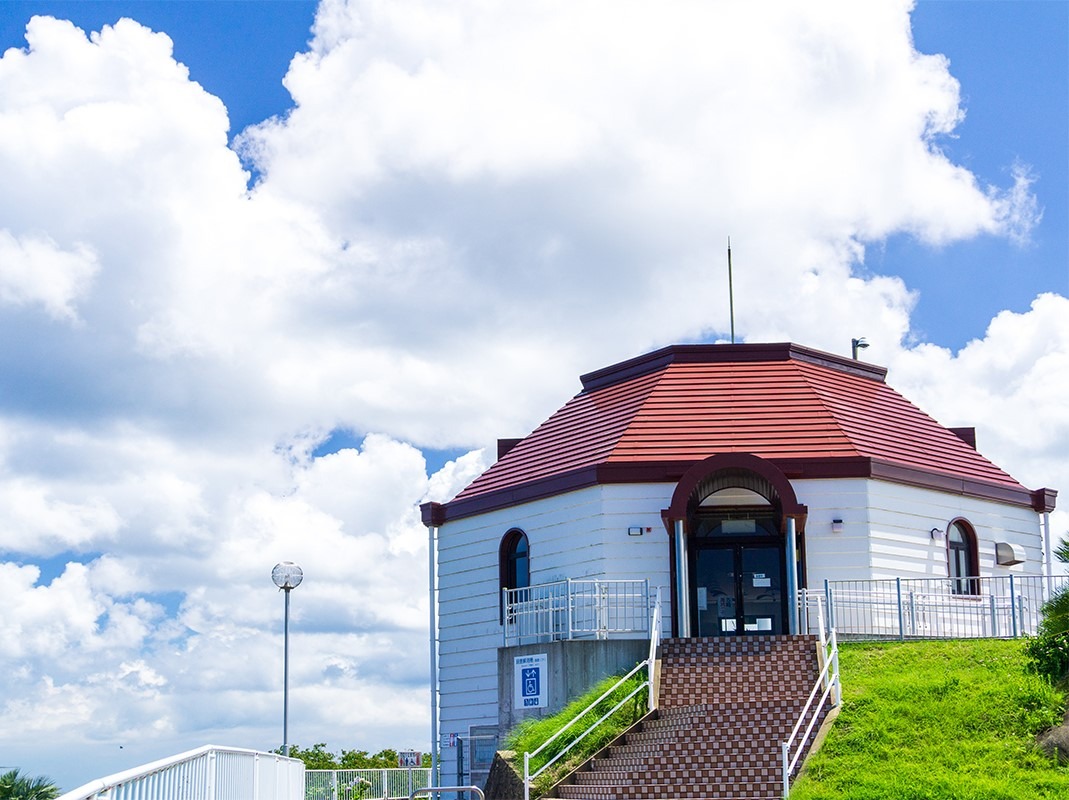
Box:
272;561;303;757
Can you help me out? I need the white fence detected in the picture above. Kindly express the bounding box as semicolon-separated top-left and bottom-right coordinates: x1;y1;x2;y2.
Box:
57;746;304;800
305;769;432;800
503;579;651;646
801;575;1069;641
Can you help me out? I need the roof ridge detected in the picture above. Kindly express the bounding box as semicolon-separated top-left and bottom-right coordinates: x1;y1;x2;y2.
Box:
579;342;887;392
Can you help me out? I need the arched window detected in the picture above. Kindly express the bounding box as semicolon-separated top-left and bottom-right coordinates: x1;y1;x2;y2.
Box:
948;519;979;595
499;529;530;623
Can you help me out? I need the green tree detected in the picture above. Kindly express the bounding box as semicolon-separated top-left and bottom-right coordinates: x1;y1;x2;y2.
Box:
1039;538;1069;637
338;749;398;769
0;770;60;800
278;743;340;770
283;744;418;771
1026;536;1069;683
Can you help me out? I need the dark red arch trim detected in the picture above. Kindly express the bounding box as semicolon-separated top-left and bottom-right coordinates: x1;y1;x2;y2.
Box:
663;452;808;525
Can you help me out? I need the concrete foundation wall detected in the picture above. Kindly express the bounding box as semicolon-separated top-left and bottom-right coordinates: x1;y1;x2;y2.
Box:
497;639;650;734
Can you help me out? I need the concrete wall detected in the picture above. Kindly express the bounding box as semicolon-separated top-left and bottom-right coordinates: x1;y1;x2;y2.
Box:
497;639;650;732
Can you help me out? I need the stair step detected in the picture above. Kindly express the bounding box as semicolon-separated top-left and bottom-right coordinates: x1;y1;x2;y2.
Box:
584;758;783;778
590;747;784;768
543;635;828;800
553;780;783;799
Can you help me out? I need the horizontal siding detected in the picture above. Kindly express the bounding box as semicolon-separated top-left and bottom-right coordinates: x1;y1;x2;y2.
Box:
436;483;676;744
796;478;872;589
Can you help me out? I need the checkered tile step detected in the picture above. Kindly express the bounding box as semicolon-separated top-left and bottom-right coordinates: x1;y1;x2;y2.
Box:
543;635;827;800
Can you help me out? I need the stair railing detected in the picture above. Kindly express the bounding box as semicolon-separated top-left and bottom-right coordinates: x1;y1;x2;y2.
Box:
781;595;840;798
522;588;661;800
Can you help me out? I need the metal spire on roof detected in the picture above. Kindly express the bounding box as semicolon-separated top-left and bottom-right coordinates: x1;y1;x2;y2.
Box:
727;237;735;344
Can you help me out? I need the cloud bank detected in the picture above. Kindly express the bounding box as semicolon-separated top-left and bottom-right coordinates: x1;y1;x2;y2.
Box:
0;0;1063;787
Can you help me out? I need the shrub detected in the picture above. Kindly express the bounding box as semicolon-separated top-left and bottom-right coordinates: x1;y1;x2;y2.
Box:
1025;631;1069;684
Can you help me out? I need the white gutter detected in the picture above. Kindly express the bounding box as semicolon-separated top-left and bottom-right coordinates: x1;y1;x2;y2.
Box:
1043;511;1053;583
427;524;439;791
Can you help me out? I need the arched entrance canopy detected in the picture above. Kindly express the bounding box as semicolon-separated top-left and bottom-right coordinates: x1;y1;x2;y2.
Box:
662;454;808;638
664;453;807;528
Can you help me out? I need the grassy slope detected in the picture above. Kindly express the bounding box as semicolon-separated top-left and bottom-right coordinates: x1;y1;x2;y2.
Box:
503;672;649;797
790;639;1069;800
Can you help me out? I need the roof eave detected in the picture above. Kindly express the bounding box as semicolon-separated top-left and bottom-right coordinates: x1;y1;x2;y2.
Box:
424;456;1048;525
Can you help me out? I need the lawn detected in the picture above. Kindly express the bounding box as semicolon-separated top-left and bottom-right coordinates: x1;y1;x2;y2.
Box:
790;639;1069;800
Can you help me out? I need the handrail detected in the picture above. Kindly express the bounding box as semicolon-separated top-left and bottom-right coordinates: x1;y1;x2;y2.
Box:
646;588;662;713
781;625;840;799
57;745;304;800
522;588;661;800
407;787;484;800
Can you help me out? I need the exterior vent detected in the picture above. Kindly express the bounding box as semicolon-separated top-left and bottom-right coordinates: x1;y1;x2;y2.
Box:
995;542;1025;566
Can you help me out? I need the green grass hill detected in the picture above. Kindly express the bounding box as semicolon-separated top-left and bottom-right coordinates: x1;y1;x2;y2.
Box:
791;639;1069;800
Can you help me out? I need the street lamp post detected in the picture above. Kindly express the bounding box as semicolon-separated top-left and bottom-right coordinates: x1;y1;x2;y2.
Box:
272;561;304;757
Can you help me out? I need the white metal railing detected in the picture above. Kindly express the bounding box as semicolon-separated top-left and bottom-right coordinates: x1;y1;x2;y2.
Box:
57;746;304;800
306;769;433;800
801;575;1069;641
782;596;840;799
522;589;662;800
503;579;651;646
407;788;483;800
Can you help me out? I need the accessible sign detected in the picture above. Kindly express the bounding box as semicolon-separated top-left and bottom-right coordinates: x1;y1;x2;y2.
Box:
514;653;548;709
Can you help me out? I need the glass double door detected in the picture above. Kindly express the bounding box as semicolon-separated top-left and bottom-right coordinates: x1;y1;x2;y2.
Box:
692;542;785;636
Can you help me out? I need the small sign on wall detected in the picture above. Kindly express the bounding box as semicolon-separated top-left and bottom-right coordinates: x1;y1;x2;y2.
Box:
514;653;548;708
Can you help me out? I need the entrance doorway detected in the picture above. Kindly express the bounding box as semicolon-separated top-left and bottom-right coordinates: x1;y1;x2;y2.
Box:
692;542;785;636
687;482;787;637
664;454;807;639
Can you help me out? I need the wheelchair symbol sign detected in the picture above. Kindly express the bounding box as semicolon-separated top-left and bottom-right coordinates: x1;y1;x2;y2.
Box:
522;668;540;698
514;654;547;708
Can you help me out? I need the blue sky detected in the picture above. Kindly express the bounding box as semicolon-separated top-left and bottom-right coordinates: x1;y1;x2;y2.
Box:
1;0;1067;791
890;1;1068;349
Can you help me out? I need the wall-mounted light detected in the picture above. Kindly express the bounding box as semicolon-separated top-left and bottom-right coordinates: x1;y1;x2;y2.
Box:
831;519;843;534
628;526;646;537
930;527;944;540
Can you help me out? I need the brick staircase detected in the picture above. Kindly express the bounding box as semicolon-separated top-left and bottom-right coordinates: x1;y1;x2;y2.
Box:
546;635;826;800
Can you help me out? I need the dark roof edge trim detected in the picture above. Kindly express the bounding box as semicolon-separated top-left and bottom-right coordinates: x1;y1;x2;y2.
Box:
427;457;1048;524
579;342;888;392
1032;487;1058;513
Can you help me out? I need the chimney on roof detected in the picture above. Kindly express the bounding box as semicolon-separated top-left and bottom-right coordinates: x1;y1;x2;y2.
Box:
949;427;977;449
497;438;522;460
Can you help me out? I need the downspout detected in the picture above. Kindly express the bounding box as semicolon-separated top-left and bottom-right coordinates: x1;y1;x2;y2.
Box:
427;523;439;792
673;519;690;636
1043;511;1053;583
786;517;798;635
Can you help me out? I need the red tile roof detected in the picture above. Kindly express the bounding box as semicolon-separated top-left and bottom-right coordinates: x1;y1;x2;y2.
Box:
427;343;1053;523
